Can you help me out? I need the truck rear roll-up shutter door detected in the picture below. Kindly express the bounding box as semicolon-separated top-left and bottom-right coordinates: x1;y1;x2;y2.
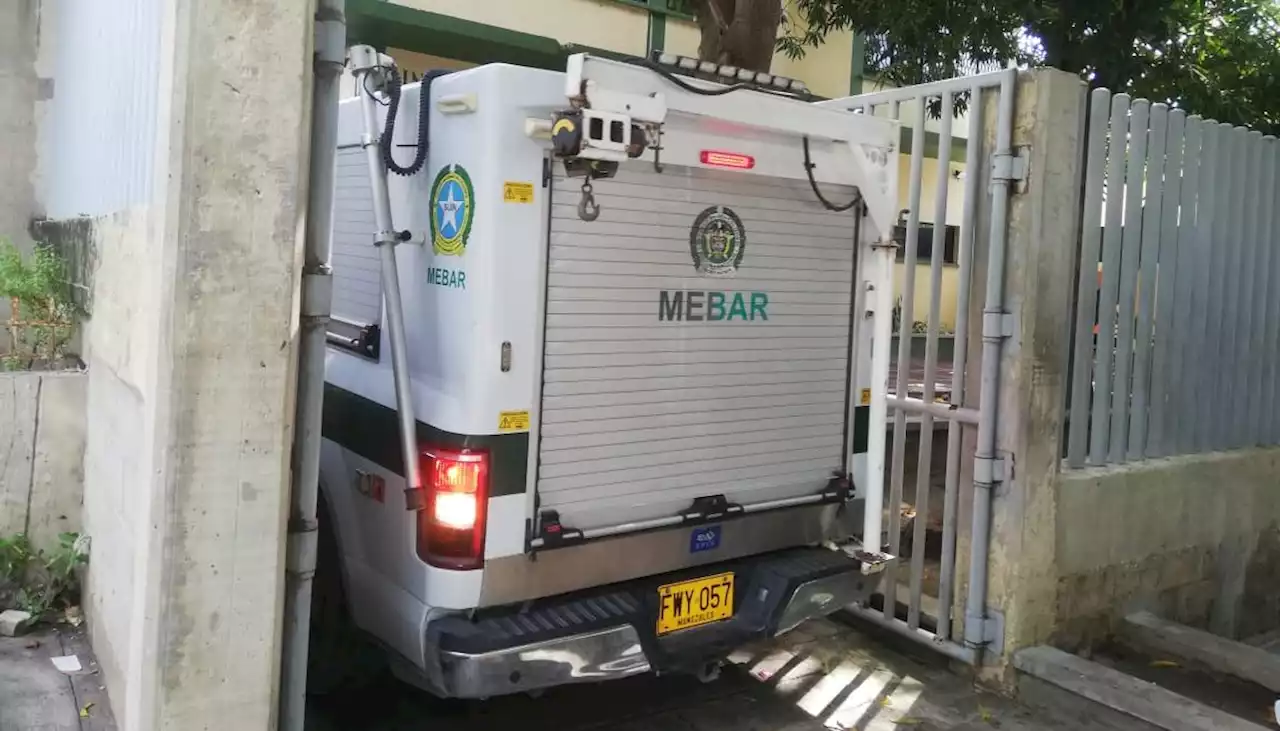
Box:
534;163;860;540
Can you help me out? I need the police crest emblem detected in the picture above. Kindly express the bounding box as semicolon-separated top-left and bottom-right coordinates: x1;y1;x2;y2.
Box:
689;206;746;276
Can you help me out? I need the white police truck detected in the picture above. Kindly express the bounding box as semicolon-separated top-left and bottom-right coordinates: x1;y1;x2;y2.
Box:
312;46;900;699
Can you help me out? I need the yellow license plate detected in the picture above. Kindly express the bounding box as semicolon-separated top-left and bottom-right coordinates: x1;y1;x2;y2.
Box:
656;572;734;636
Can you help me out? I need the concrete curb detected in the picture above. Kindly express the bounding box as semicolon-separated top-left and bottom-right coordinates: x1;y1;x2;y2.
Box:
1013;645;1271;731
1122;611;1280;693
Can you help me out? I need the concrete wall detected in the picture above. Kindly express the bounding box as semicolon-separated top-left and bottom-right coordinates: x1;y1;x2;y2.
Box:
970;71;1280;678
1053;449;1280;647
44;0;313;728
952;69;1087;681
0;372;86;552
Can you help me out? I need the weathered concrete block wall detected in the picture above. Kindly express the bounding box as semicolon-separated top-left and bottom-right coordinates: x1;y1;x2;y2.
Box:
44;0;314;728
0;371;87;551
1053;448;1280;647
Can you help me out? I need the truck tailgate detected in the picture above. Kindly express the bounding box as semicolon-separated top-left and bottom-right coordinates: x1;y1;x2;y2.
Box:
534;162;858;537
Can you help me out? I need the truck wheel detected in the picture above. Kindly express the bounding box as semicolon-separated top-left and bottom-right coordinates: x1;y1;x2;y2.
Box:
308;494;379;695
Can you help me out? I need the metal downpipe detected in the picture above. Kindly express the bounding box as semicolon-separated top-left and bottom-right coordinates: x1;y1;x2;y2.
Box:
962;69;1018;663
280;1;343;729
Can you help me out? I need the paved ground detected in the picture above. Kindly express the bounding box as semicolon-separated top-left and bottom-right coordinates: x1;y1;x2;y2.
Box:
0;625;114;731
307;615;1112;731
0;615;1130;731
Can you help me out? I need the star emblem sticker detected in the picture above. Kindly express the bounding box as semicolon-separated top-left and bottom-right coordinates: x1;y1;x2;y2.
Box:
438;184;462;235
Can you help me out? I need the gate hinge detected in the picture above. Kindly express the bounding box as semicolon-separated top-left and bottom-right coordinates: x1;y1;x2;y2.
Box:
973;454;1007;484
964;608;1005;658
990;149;1029;191
982;310;1017;339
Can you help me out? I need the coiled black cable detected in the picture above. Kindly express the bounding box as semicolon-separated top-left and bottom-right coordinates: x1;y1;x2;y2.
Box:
802;136;865;213
380;68;453;177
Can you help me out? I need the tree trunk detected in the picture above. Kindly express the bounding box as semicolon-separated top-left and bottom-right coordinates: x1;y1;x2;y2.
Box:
692;0;784;72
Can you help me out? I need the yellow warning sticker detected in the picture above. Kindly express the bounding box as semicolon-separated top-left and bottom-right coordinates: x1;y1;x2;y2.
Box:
498;410;531;433
503;181;535;204
860;388;872;406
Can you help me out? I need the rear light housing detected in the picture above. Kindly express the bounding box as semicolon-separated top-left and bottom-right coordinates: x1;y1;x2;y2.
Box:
416;447;489;570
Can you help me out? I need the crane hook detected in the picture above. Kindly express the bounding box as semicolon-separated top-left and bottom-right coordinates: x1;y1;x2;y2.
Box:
577;179;600;222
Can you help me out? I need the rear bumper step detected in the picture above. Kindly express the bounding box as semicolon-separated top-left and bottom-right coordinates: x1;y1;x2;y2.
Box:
428;545;889;698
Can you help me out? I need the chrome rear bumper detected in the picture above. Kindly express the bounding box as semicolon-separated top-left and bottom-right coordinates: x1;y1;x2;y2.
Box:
433;544;891;699
440;625;651;698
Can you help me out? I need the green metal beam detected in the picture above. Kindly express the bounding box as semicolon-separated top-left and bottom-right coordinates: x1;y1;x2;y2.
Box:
611;0;695;19
900;128;969;165
345;0;565;70
849;33;865;96
647;10;667;54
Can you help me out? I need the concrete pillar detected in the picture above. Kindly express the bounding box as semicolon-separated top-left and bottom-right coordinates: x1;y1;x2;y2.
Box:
70;1;313;729
960;69;1088;678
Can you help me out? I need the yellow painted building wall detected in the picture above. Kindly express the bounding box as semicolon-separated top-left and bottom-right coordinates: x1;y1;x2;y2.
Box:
391;0;856;100
394;0;650;57
663;17;855;100
892;151;969;331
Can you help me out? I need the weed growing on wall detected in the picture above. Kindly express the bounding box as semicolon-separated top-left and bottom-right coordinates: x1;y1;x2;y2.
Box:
0;532;87;622
0;238;81;370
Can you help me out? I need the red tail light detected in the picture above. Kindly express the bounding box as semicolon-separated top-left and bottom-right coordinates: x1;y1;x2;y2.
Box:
416;447;488;570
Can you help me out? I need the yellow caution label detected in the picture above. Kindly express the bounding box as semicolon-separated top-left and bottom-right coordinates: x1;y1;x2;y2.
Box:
503;181;535;204
498;410;531;433
552;118;576;136
860;388;872;406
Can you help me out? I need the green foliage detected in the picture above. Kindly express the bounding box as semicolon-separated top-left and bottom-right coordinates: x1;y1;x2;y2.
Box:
0;532;87;622
0;238;80;369
778;0;1280;134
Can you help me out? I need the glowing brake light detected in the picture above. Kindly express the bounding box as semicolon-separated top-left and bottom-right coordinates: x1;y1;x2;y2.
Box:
700;150;755;170
416;448;488;570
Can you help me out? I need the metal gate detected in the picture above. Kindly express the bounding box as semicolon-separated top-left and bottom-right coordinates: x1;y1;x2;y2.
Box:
819;69;1018;662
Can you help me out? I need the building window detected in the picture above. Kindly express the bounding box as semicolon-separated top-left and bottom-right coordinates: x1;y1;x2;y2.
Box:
893;223;960;265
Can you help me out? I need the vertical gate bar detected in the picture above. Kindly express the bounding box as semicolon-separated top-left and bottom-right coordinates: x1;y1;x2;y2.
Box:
1129;103;1168;458
1266;139;1280;445
1239;131;1264;446
1068;88;1112;466
1223;123;1244;448
1262;139;1280;445
1251;136;1275;443
1170;118;1202;454
907;92;954;630
937;83;983;642
884;97;922;621
1191;123;1221;452
1109;100;1151;462
865;238;897;557
1219;127;1249;449
1148;109;1185;457
1205;124;1236;450
1091;94;1131;464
